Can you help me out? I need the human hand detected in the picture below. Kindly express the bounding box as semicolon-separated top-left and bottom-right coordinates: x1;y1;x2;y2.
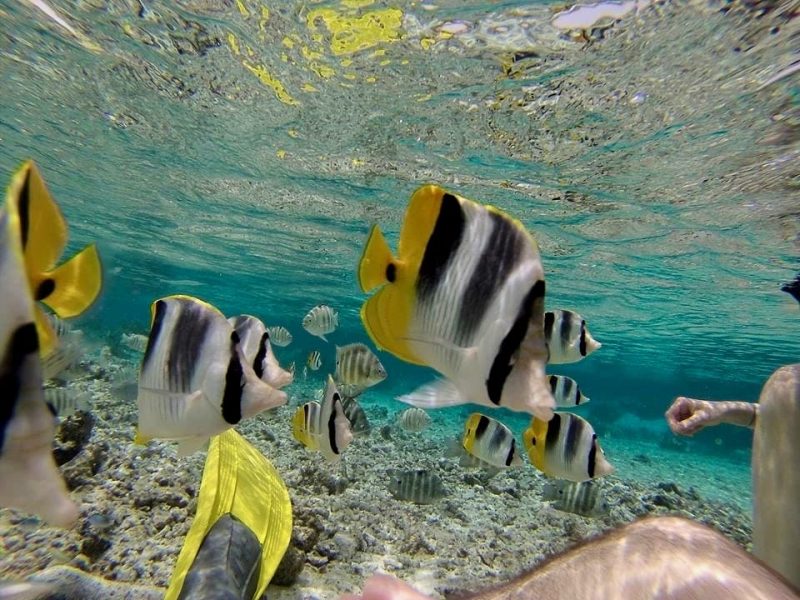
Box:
665;396;724;436
340;574;434;600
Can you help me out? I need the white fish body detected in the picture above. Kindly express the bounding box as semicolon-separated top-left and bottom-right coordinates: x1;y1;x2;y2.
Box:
292;375;352;461
0;199;78;528
228;315;293;389
545;309;601;364
462;413;523;469
549;374;590;407
302;304;338;342
137;296;287;456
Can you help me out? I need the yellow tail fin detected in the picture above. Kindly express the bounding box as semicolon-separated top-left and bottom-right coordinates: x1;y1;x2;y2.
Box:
358;225;395;293
165;430;292;600
37;243;102;318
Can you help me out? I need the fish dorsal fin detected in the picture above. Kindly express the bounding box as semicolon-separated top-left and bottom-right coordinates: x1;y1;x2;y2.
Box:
397;184;447;266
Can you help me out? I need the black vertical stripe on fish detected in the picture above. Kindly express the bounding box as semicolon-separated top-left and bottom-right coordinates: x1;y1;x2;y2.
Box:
548;375;558;394
457;212;524;340
545;412;562;450
0;323;39;452
475;414;490;439
142;299;167;371
559;310;573;350
562;377;574;404
169;301;212;393
486;280;544;404
588;433;598;478
416;193;465;301
328;392;341;455
563;415;582;464
221;332;244;424
252;332;268;379
35;278;55;301
488;422;506;451
17;168;31;249
544;311;554;340
505;438;517;466
579;320;587;356
231;315;249;330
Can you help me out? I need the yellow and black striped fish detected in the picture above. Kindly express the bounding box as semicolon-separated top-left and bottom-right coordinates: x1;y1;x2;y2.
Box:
549;374;590;406
0;181;78;527
6;161;102;358
462;413;523;469
334;342;386;396
291;375;352;461
545;309;601;364
523;412;613;482
358;184;554;420
307;350;322;371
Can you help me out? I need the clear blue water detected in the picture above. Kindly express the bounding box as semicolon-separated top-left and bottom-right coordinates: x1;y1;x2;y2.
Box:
1;0;798;593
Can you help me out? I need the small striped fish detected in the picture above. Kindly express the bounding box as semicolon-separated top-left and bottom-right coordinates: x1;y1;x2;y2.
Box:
46;313;73;337
42;331;84;380
549;375;590;406
302;305;338;342
267;326;293;347
542;479;609;517
335;343;387;397
341;395;370;436
545;309;601;364
44;387;89;417
121;332;148;352
387;469;447;504
397;407;430;433
307;350;322;371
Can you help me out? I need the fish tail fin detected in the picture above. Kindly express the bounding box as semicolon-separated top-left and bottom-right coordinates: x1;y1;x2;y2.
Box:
358;224;395;293
38;243;102;318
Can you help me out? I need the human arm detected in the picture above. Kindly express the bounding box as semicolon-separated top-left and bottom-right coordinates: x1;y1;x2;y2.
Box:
665;396;758;436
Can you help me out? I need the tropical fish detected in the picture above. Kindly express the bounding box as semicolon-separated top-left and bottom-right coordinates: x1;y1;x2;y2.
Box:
397;407;430;433
291;375;353;461
228;314;293;389
523;412;614;482
782;273;800;305
302;304;338;342
136;295;287;456
549;374;590;407
121;332;148;352
307;350;322;371
543;479;609;518
341;395;370;437
545;309;601;364
43;387;90;417
41;328;83;380
0;182;78;527
5;161;102;359
387;469;447;504
334;342;387;397
358;184;554;420
266;326;292;347
462;413;523;469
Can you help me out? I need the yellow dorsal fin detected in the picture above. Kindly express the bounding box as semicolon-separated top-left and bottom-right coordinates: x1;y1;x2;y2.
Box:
36;243;102;318
397;184;446;267
165;430;292;600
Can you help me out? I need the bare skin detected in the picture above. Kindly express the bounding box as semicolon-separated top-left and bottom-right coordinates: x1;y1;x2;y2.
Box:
665;397;758;435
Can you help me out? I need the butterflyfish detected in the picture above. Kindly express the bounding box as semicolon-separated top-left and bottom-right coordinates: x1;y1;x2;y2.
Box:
136;296;287;456
545;309;601;364
462;413;523;469
549;374;590;406
0;183;78;527
291;375;353;462
359;184;554;420
523;412;614;482
5;161;102;359
228;315;293;389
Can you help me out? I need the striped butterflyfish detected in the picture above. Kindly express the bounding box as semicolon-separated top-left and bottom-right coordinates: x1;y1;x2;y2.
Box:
549;374;590;406
307;350;322;371
0;185;78;527
545;309;601;364
5;161;102;358
462;413;523;469
334;342;386;397
228;314;293;389
358;184;554;421
523;412;614;482
302;304;338;342
291;375;353;461
136;296;287;456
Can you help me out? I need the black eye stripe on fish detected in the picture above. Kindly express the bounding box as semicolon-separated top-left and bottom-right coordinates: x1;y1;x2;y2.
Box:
486;280;544;405
506;438;517;467
0;323;40;449
544;311;554;341
417;193;465;301
588;433;598;478
458;212;524;340
221;334;244;425
545;412;562;449
328;397;340;455
579;320;587;356
142;299;167;371
253;332;268;379
35;278;55;301
17;168;31;249
475;414;490;438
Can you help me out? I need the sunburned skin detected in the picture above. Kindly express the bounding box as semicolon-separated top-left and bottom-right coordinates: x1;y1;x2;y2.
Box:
343;516;799;600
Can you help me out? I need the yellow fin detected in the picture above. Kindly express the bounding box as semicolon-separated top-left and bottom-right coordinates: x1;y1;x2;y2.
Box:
165;430;292;600
34;306;58;359
37;244;102;318
361;285;423;365
7;161;68;275
134;430;151;445
358;225;395;293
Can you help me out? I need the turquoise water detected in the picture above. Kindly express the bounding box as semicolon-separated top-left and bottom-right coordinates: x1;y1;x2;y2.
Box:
1;0;798;594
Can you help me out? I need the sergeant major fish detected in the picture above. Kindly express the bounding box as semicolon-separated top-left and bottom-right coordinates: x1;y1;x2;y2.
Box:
387;468;447;504
334;342;387;397
228;314;293;389
358;184;554;421
266;325;292;347
302;305;338;342
291;375;353;461
136;296;287;456
307;350;322;371
542;479;609;518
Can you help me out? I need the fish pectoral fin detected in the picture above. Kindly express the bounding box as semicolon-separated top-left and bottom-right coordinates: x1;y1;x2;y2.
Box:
396;379;467;409
318;334;328;342
38;244;102;318
358;224;395;293
176;436;209;457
